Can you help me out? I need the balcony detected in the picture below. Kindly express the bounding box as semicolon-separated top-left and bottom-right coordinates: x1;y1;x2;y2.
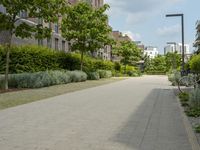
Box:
196;20;200;30
194;40;200;47
196;32;200;40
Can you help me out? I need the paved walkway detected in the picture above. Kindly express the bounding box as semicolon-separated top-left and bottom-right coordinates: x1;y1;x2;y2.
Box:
0;76;192;150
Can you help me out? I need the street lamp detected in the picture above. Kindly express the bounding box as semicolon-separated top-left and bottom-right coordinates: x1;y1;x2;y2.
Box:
166;13;185;75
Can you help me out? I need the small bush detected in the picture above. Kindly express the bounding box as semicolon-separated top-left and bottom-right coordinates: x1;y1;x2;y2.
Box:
195;125;200;133
185;107;200;117
98;70;112;78
168;70;181;86
114;62;121;71
190;54;200;73
189;88;200;108
178;92;189;107
112;71;123;77
69;71;87;82
87;72;100;80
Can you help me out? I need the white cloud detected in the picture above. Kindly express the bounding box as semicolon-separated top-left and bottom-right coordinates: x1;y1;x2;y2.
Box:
156;24;181;37
105;0;184;25
122;31;141;41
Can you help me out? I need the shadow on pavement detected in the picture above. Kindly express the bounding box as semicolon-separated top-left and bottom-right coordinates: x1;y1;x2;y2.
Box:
110;88;192;150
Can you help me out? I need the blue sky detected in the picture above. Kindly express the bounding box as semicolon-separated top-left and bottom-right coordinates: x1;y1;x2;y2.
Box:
104;0;200;54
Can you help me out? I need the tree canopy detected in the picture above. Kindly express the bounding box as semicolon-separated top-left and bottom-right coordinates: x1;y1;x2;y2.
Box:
61;2;113;70
165;52;181;71
113;41;142;72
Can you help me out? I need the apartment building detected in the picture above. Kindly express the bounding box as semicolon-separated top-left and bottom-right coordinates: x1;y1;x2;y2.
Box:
164;43;191;62
144;46;158;59
0;0;111;60
111;31;132;62
164;43;190;55
194;20;200;54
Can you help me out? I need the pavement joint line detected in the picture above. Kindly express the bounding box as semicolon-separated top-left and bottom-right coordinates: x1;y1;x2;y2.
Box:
173;89;200;150
138;87;161;148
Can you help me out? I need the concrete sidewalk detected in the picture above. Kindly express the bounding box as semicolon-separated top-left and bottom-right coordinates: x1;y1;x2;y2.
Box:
0;76;193;150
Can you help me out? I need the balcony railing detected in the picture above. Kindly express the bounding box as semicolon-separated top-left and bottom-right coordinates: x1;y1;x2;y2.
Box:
196;20;200;30
194;40;200;47
196;32;200;40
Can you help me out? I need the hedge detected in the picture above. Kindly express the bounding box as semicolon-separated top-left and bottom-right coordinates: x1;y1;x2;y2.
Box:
0;45;114;74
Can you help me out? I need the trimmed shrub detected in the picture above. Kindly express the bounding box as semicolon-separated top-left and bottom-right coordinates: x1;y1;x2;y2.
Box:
98;70;112;78
0;70;87;89
0;45;115;74
87;72;100;80
69;71;87;82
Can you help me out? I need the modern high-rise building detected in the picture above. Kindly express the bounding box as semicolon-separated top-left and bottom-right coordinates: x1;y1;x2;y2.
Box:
194;20;200;54
164;43;190;55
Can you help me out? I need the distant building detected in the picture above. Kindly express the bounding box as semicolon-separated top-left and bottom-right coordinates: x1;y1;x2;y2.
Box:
134;41;145;53
164;43;191;62
144;46;158;59
194;20;200;54
164;43;190;55
111;31;132;62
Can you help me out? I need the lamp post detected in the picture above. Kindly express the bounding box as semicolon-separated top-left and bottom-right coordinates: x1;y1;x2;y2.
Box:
166;14;185;76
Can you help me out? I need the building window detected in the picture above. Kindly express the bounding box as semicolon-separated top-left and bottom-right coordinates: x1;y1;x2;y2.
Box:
55;38;59;50
62;41;65;51
54;23;59;34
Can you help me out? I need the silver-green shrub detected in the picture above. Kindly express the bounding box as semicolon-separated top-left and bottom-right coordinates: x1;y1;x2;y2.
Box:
69;71;87;82
48;70;72;85
167;70;181;86
98;70;112;78
0;70;87;89
87;72;100;80
189;88;200;108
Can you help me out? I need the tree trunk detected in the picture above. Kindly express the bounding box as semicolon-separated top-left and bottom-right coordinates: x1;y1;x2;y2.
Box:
80;51;84;71
4;32;12;90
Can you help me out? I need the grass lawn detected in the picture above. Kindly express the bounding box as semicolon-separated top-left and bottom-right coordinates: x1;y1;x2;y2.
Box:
0;78;126;110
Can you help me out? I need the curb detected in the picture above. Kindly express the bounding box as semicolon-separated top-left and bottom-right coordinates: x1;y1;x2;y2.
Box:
174;90;200;150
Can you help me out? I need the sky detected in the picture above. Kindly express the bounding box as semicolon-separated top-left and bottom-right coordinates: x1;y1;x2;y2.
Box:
104;0;200;54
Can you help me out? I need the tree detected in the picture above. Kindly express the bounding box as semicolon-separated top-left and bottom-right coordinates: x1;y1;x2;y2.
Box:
61;2;113;71
0;0;66;90
165;52;181;71
113;41;141;73
189;54;200;74
145;55;167;73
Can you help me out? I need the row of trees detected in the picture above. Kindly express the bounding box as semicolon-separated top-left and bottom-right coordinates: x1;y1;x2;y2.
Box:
144;52;181;73
0;1;113;89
